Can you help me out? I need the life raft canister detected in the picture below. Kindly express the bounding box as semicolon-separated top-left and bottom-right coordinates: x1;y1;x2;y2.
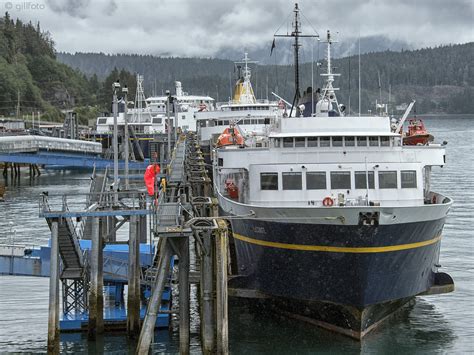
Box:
323;196;334;207
225;179;239;199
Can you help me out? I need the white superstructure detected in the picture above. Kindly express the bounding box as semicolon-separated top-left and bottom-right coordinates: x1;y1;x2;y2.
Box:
96;79;215;134
213;30;449;214
196;53;284;148
146;81;214;132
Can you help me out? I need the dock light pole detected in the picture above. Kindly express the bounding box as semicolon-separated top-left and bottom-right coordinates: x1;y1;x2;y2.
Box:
112;81;120;204
174;99;178;143
123;85;130;190
166;90;171;164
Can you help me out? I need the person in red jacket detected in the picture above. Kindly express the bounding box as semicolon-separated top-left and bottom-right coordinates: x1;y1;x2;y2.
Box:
144;164;161;196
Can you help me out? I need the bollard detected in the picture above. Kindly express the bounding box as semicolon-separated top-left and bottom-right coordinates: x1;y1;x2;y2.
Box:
47;220;60;354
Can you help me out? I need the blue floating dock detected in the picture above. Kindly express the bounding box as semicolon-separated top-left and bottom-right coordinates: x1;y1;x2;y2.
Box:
57;243;174;332
0;239;174;332
60;287;172;332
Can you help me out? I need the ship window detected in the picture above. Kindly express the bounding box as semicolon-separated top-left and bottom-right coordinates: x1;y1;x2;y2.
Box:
260;172;278;190
223;120;229;125
357;136;367;146
330;172;351;189
282;172;302;190
98;118;107;124
295;137;305;147
369;136;379;146
401;170;417;188
307;172;327;189
244;119;251;125
283;137;294;148
182;115;186;120
345;137;355;147
307;137;318;147
332;136;343;147
199;120;206;127
274;138;281;148
320;137;330;147
380;136;390;146
152;117;162;124
379;171;398;189
355;171;375;189
258;119;265;124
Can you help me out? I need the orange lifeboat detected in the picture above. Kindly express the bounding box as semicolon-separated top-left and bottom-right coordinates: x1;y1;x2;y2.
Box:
216;126;245;147
403;118;434;146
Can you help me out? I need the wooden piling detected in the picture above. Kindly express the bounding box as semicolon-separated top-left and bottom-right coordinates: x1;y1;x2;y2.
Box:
127;215;141;338
215;220;229;355
200;229;215;354
179;238;190;354
89;217;104;339
136;239;172;354
107;216;117;242
139;198;147;243
47;220;60;354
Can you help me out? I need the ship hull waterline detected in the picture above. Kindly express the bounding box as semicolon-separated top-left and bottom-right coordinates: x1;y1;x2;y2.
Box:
220;195;454;339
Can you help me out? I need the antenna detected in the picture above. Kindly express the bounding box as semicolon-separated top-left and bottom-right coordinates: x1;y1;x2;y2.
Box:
377;70;382;105
320;30;342;115
348;55;351;115
131;74;151;123
274;2;319;117
358;32;361;117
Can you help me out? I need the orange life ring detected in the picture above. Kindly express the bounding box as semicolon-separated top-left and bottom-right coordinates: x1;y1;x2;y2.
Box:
323;197;334;207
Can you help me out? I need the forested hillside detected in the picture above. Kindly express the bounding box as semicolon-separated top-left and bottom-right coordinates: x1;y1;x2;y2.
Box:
59;42;474;114
1;10;472;123
0;13;101;122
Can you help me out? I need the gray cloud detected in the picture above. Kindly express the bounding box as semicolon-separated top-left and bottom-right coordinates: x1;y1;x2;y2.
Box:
46;0;91;18
8;0;474;57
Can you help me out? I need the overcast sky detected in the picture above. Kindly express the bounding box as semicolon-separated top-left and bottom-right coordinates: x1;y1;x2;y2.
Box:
6;0;474;56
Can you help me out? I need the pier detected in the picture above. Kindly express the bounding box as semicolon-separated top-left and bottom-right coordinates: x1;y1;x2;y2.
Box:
34;132;230;354
0;135;149;170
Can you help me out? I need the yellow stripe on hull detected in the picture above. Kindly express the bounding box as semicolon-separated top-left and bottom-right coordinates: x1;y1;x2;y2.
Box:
232;233;442;254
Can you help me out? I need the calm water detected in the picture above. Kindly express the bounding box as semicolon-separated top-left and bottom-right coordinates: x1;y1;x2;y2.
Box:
0;116;473;354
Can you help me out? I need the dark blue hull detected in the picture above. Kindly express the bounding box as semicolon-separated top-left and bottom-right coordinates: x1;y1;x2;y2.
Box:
227;216;448;337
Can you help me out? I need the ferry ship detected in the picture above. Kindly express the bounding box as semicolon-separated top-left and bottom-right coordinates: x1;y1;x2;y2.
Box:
195;53;284;162
88;77;214;158
212;4;454;339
